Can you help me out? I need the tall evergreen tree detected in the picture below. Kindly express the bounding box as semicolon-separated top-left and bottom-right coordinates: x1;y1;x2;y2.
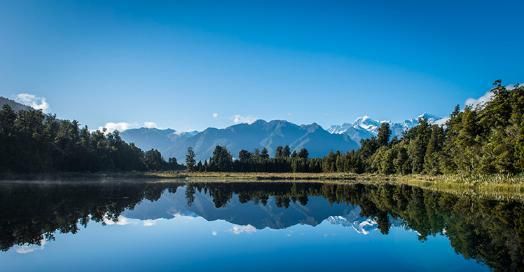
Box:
260;147;270;160
185;147;196;171
282;145;291;158
275;146;284;158
377;123;391;146
209;146;233;171
298;148;309;159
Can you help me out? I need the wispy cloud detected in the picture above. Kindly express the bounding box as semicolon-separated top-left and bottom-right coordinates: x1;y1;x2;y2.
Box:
232;114;256;124
99;122;131;133
15;239;47;254
465;83;522;109
143;121;158;129
231;224;256;234
102;214;163;227
15;93;49;112
97;121;160;133
103;215;133;226
143;219;157;227
465;91;494;108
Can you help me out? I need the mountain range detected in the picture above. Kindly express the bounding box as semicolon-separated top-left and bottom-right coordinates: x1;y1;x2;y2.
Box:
328;113;442;143
121;114;444;161
122;185;402;232
0;96;445;162
122;120;360;162
0;97;31;112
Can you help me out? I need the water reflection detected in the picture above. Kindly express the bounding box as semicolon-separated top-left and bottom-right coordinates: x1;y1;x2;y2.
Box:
0;181;522;271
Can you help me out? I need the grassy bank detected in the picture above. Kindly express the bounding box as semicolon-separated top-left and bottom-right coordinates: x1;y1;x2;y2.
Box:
1;171;523;201
0;171;188;182
176;172;524;202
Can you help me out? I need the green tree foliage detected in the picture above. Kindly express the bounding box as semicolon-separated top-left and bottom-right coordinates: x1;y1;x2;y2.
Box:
298;148;309;159
196;83;523;176
3;82;522;177
238;149;252;162
282;145;291;158
2;182;522;270
144;149;164;171
209;146;233;171
275;146;284;158
185;147;196;171
0;106;183;173
260;147;270;160
377;122;391;146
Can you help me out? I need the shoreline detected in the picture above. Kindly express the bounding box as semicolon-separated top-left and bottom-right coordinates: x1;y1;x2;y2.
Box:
1;171;523;201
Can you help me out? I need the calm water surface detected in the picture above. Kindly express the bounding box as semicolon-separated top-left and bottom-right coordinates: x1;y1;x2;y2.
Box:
0;180;522;271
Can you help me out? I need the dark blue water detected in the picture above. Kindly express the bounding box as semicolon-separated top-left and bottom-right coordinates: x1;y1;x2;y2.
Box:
0;181;520;271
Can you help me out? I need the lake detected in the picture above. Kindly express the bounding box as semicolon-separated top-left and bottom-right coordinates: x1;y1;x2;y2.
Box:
0;180;522;271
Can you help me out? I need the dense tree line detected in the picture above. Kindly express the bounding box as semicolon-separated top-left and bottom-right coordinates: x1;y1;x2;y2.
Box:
0;105;184;173
363;81;524;175
188;145;324;173
188;82;524;175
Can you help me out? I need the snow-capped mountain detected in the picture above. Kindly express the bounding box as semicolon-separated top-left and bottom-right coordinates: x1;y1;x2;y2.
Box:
325;206;404;235
328;115;381;144
329;113;443;145
122;120;359;161
327;215;378;235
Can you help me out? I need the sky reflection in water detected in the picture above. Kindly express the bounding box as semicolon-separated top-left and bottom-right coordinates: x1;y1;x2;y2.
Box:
0;181;512;271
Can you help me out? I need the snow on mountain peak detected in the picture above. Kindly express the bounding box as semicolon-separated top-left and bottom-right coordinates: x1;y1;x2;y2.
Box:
329;113;444;145
417;113;441;122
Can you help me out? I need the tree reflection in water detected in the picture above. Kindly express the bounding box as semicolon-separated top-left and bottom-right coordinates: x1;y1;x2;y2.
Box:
0;181;522;271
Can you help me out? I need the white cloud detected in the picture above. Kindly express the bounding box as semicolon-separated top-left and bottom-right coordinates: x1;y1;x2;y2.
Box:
212;112;219;119
211;231;218;236
15;93;49;112
506;83;524;90
465;83;522;109
97;121;159;133
232;114;256;124
465;91;494;108
15;239;47;254
102;214;164;227
143;220;157;227
103;215;132;226
231;224;256;234
143;122;158;129
98;122;131;133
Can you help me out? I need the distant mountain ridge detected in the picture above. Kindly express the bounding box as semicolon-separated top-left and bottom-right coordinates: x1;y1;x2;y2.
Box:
0;97;31;112
121;113;445;162
122;119;359;162
123;186;381;231
328;113;443;144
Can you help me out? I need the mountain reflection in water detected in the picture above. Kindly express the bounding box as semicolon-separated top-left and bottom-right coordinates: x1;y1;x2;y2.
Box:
0;181;522;271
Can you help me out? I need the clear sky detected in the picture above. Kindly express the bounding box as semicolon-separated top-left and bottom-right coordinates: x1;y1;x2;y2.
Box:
1;0;523;131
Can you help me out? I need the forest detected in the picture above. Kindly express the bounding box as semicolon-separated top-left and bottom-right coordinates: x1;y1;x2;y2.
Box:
1;81;522;176
189;82;524;176
0;105;184;173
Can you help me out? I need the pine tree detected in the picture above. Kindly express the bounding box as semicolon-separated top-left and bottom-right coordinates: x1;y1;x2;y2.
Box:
260;148;270;160
209;146;233;171
185;147;196;171
283;145;291;158
238;149;251;162
275;146;284;158
377;123;391;146
298;148;309;159
424;125;444;174
394;146;410;174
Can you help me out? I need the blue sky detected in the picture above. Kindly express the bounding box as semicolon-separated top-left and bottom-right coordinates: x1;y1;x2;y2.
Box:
1;0;523;131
